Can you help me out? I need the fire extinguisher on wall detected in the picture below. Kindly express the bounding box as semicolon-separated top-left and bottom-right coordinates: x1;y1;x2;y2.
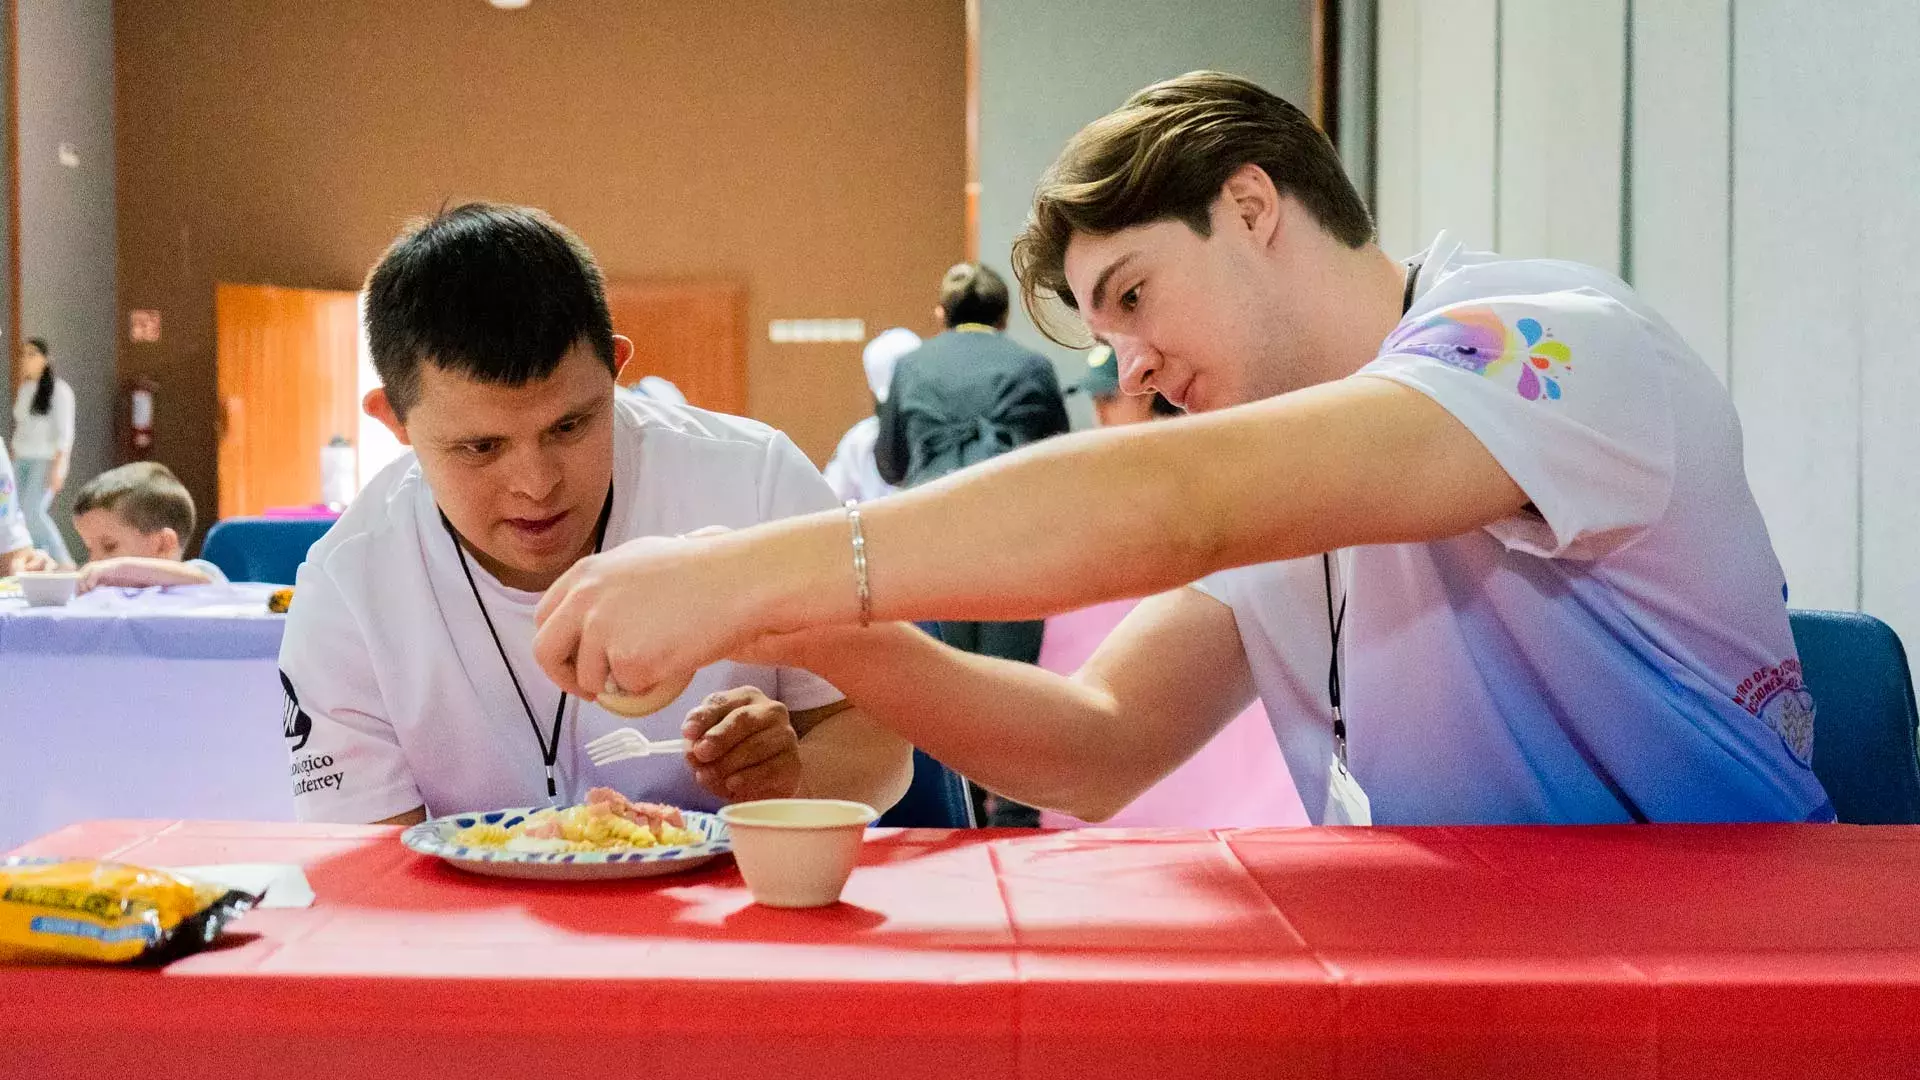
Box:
121;375;159;462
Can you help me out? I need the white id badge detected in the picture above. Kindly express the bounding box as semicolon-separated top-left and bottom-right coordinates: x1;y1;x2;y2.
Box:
1323;755;1373;826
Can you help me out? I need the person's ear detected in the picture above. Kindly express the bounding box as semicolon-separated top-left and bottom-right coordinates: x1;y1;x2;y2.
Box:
151;526;182;560
1219;162;1283;247
611;334;636;385
364;388;411;446
932;305;948;330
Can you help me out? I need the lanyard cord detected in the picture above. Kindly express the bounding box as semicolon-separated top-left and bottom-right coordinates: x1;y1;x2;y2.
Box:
440;484;614;799
1322;551;1350;763
1328;256;1425;767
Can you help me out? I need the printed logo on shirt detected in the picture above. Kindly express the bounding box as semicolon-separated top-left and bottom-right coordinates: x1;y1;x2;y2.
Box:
279;669;312;753
1385;306;1574;401
1735;659;1816;763
289;752;343;797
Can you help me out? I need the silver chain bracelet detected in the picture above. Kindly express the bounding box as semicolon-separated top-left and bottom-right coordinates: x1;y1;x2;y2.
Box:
844;500;872;626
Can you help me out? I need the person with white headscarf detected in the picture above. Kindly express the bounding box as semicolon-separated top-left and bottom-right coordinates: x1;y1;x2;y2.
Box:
822;327;921;503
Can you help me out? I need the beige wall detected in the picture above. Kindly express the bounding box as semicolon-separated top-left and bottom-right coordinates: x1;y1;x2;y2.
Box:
115;0;965;533
16;0;116;561
977;0;1313;426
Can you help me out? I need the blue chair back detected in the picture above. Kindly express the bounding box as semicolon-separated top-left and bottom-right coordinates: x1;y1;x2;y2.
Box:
1790;609;1920;824
200;517;335;585
877;749;976;829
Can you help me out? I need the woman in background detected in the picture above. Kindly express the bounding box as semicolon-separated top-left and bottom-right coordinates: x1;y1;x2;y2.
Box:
12;338;77;566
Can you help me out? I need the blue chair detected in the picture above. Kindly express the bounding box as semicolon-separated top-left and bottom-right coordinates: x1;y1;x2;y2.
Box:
1790;609;1920;824
199;517;336;585
877;749;977;828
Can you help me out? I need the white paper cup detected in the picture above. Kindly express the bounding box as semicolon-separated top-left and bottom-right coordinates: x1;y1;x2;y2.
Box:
719;799;879;908
18;571;80;607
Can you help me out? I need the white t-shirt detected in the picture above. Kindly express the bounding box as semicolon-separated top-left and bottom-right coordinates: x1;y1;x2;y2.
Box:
279;394;846;823
1198;232;1831;825
11;378;76;461
0;441;31;553
822;416;895;504
1185;555;1340;818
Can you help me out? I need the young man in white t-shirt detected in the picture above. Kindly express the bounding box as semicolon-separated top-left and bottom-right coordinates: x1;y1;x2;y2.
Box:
278;204;911;826
528;73;1831;827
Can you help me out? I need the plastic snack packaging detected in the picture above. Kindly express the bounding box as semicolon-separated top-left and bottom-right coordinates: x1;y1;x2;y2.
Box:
0;858;261;964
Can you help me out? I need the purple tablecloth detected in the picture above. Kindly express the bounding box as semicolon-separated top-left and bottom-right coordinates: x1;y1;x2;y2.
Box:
0;582;287;659
0;583;293;849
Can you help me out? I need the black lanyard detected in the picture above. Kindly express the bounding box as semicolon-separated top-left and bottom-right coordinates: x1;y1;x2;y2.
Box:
440;484;614;799
1326;256;1424;766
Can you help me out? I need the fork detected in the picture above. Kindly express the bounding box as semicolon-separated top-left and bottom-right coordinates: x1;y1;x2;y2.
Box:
585;728;691;767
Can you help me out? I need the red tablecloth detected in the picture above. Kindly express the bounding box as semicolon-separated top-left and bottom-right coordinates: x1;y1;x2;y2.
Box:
5;821;1920;1079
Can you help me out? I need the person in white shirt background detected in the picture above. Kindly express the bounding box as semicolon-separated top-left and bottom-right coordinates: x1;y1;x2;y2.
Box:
11;337;77;566
822;326;921;504
278;203;910;826
0;438;57;575
530;71;1831;828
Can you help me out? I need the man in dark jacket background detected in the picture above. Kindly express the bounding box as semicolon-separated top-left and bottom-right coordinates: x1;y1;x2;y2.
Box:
877;262;1070;826
878;263;1070;492
877;263;1070;667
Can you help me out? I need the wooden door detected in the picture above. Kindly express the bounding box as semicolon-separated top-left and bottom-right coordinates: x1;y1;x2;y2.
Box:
604;280;748;416
215;284;361;519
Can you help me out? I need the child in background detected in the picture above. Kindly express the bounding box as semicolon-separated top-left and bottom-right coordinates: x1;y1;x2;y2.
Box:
71;463;227;591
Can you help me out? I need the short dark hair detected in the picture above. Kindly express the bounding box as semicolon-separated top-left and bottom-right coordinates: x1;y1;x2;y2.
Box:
938;263;1011;327
1012;71;1374;344
364;203;617;416
74;462;196;540
25;337;47;358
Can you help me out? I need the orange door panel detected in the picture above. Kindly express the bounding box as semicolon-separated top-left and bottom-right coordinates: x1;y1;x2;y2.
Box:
604;280;747;416
215;284;360;519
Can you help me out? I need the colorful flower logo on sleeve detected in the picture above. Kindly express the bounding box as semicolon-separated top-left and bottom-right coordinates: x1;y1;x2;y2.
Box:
1383;306;1574;401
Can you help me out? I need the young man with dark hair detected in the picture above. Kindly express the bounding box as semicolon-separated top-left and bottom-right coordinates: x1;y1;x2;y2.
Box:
532;73;1829;828
279;203;910;826
72;462;225;590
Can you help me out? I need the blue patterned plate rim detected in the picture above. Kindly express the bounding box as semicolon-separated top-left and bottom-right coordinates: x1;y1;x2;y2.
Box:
401;806;731;864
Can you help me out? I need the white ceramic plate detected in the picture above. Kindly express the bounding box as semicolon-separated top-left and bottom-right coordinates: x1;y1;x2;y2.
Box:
402;807;731;881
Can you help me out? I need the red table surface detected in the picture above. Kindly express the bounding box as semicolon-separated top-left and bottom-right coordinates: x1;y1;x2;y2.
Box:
4;821;1919;1079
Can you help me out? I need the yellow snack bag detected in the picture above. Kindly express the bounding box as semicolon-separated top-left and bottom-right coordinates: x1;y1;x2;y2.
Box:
0;858;260;964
